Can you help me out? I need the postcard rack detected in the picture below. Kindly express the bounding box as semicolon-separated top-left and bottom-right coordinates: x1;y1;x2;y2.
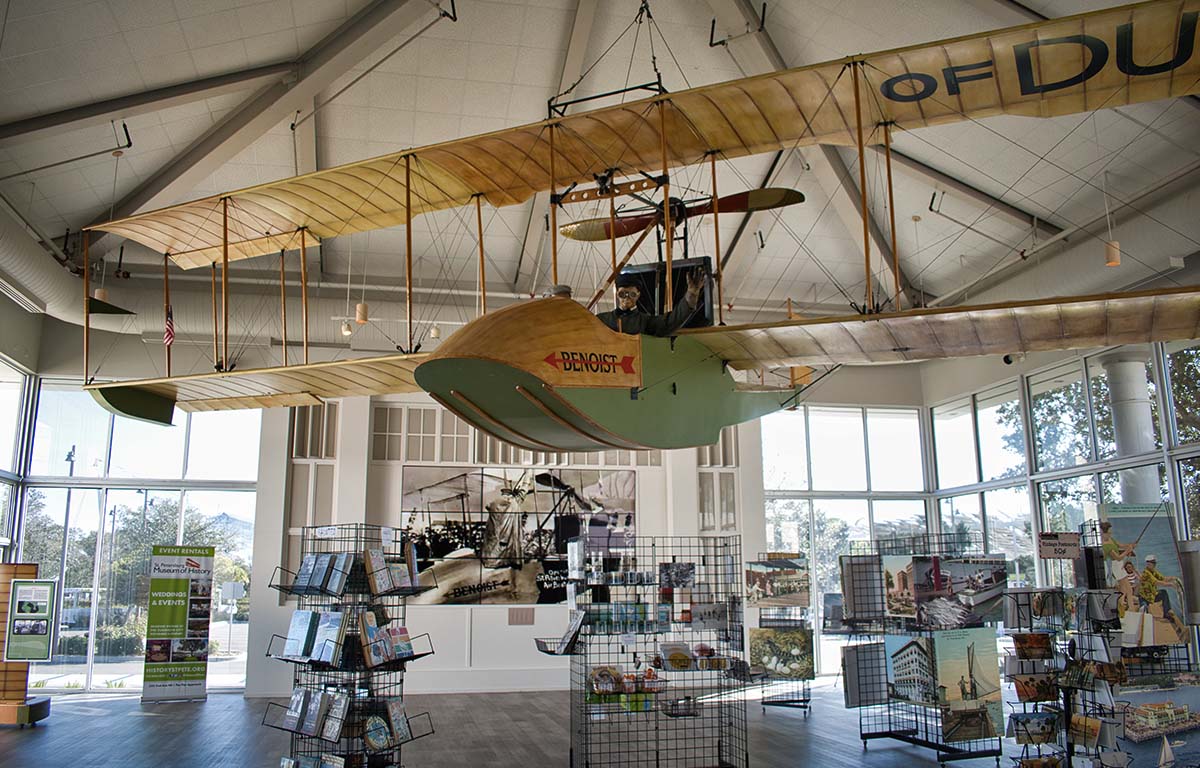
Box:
841;532;1004;767
755;607;812;714
265;524;436;768
568;535;748;768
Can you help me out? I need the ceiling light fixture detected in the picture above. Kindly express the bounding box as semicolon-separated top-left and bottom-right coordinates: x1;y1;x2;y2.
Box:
341;320;353;337
430;325;441;339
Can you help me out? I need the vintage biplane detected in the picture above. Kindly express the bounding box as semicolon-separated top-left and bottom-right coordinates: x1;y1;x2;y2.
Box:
83;0;1200;451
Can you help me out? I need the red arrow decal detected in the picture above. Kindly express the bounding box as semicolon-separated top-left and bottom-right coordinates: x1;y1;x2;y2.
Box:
618;355;635;374
544;353;563;370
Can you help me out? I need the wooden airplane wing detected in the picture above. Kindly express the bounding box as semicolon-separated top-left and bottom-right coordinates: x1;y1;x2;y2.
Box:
85;353;428;426
87;0;1200;268
682;286;1200;369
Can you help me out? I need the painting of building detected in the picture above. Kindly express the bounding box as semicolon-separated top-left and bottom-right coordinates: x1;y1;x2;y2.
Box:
888;637;936;703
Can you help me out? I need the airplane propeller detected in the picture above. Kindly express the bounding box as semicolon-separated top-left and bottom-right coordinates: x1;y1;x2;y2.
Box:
558;187;804;242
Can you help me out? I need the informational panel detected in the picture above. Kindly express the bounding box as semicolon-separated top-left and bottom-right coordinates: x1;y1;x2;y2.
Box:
142;545;214;702
3;579;57;663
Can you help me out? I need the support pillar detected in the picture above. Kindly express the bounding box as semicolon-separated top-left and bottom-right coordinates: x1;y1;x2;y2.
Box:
1100;347;1160;503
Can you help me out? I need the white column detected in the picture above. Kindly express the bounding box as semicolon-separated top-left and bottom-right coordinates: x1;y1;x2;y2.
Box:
333;396;370;523
1099;347;1160;503
244;407;293;698
664;447;700;536
738;419;766;556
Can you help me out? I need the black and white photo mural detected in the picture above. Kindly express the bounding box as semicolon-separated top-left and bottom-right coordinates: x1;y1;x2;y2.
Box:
399;467;636;604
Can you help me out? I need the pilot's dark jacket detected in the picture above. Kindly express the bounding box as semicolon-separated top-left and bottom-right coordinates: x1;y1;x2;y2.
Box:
596;294;697;336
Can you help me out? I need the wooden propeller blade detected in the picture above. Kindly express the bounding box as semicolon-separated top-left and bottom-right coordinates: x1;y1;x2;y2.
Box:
560;212;659;241
559;188;803;241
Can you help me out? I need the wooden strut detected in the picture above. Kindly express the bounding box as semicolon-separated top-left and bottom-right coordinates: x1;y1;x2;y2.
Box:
82;231;90;382
279;249;288;367
710;153;723;325
609;194;617;307
548;124;559;286
588;222;656;310
221;197;229;369
163;253;171;377
475;195;487;315
882;122;902;309
405;155;414;352
851;61;872;311
210;262;218;369
659;101;673;309
300;228;309;364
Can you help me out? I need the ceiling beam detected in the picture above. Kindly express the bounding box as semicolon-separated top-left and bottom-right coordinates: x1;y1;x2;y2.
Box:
706;0;917;308
91;0;437;248
872;145;1062;241
512;0;598;292
0;62;297;148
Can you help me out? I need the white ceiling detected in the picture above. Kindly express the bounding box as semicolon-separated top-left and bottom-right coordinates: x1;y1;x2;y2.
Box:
1;0;1199;333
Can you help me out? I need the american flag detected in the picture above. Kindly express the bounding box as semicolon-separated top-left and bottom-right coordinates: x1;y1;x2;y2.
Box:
164;306;174;347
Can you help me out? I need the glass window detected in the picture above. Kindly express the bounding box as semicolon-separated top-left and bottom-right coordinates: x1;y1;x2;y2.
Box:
108;409;185;478
808;407;866;491
761;409;808;491
1038;475;1098;533
866;409;923;491
405;407;437;461
27;487;103;689
0;482;12;547
1029;360;1092;471
698;472;716;531
1179;456;1200;538
765;497;810;554
933;398;977;488
0;362;23;473
182;490;255;689
719;471;737;530
939;493;982;539
975;381;1026;481
372;405;404;460
811;498;869;599
185;411;261;481
983;487;1034;585
31;384;110;477
1088;351;1160;461
1167;340;1200;445
872;499;927;539
440;411;471;463
1098;463;1167;505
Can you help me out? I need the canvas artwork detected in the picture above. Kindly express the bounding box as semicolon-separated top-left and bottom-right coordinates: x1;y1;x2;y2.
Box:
1012;632;1055;660
400;467;636;604
934;627;1003;743
913;556;1007;629
1116;675;1200;766
1068;714;1103;750
1097;503;1188;647
745;559;811;608
881;556;916;618
884;635;936;704
748;628;814;680
660;562;697;589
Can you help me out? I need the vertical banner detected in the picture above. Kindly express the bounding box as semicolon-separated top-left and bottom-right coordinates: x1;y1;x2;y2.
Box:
142;545;215;702
4;579;58;662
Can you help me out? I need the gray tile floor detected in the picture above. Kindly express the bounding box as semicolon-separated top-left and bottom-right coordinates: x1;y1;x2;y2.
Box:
0;684;992;767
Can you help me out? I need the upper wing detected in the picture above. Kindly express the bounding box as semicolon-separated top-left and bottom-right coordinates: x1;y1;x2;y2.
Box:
86;353;428;425
682;286;1200;369
87;1;1200;268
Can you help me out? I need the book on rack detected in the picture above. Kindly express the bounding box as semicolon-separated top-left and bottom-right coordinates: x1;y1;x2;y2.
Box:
318;756;345;768
388;562;412;591
282;610;320;659
362;715;392;752
311;612;348;666
386;624;413;659
557;610;586;654
296;759;320;768
406;541;421;586
363;548;394;595
386;697;412;744
293;555;318;592
279;759;297;768
359;610;395;667
320;691;350;742
326;553;354;597
310;554;335;594
281;687;309;731
299;690;330;736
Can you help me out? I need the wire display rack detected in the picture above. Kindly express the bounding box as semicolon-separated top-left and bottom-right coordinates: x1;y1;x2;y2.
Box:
756;607;812;715
841;532;1005;767
265;524;436;768
568;535;748;768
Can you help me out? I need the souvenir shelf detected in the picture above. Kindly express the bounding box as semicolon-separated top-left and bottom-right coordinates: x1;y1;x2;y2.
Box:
567;534;748;768
264;524;436;768
1001;586;1067;768
839;532;1005;767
